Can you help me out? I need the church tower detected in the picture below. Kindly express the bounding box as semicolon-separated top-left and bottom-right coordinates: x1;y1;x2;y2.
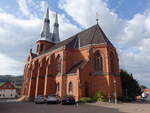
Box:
51;13;60;43
36;7;56;55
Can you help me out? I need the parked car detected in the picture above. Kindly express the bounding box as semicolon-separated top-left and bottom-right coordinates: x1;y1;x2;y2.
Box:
141;95;150;102
62;95;76;105
47;95;61;104
34;96;46;104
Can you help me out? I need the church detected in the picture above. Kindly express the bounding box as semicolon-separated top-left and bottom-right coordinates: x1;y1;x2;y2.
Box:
21;8;123;100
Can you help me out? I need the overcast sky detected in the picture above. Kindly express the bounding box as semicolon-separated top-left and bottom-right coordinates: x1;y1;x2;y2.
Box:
0;0;150;87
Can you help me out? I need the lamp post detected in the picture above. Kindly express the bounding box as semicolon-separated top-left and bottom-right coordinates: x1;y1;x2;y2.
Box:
113;79;117;104
125;88;128;97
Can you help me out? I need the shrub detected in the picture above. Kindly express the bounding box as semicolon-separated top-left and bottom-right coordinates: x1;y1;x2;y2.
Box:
118;96;133;102
24;96;34;102
79;97;95;103
24;96;30;102
93;91;106;102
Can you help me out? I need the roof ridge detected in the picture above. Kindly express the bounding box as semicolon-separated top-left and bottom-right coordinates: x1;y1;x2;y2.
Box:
96;25;113;46
36;24;114;57
56;24;98;45
38;25;98;56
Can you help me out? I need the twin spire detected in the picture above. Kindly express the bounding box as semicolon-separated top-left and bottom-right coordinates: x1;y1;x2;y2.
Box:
39;7;60;43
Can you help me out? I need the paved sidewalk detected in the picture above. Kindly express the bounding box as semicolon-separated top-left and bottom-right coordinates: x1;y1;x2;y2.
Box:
88;102;150;113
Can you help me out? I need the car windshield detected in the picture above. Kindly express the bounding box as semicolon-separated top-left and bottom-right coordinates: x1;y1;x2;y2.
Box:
36;96;44;98
48;96;55;98
64;96;73;98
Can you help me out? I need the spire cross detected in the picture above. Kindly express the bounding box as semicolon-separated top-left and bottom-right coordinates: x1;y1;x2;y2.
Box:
96;13;99;24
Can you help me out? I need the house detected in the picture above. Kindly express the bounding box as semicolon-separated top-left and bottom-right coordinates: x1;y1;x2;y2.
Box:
21;7;123;100
0;82;17;98
143;89;150;97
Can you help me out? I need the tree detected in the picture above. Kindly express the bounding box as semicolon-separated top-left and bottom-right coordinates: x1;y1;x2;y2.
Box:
140;85;147;89
120;69;141;99
140;85;147;92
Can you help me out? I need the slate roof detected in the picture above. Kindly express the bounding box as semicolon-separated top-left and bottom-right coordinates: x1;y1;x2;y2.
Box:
31;53;37;58
39;24;113;56
65;60;89;74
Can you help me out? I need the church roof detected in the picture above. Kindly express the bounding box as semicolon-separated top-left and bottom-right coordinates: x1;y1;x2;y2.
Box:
65;60;89;74
39;24;113;56
31;53;37;58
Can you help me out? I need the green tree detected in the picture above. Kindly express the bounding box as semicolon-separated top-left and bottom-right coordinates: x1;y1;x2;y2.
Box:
120;69;141;99
140;85;147;90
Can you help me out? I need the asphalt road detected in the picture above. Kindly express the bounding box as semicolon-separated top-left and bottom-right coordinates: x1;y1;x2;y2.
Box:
0;101;125;113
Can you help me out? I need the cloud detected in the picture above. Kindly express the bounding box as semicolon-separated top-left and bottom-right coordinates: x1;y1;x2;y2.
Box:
0;53;22;75
16;0;32;17
59;0;126;44
0;10;41;45
0;0;150;87
16;0;48;18
0;1;80;75
59;0;150;87
119;13;150;47
118;12;150;86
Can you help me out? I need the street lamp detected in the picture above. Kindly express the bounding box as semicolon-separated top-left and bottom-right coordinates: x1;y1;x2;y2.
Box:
113;79;117;104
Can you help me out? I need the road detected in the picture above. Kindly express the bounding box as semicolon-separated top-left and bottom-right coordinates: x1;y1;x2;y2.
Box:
1;100;150;113
0;101;125;113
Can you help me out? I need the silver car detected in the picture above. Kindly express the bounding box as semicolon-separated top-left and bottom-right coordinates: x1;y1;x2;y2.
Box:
47;95;61;104
34;96;46;104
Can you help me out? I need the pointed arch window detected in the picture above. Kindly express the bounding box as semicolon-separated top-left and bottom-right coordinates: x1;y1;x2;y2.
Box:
68;82;73;95
110;53;116;75
93;51;103;72
56;55;62;73
37;44;39;52
40;44;44;51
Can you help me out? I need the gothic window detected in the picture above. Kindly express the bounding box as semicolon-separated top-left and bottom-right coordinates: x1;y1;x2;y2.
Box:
40;44;44;51
56;55;62;73
93;51;103;72
110;53;116;75
37;44;39;52
68;82;73;95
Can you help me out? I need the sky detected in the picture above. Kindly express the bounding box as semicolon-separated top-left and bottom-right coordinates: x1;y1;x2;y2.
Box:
0;0;150;87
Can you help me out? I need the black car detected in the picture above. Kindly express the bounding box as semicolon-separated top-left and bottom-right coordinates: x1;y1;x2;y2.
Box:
62;95;76;105
34;96;46;104
47;95;61;104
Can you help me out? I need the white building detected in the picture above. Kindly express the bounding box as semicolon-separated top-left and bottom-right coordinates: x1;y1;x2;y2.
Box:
0;82;17;98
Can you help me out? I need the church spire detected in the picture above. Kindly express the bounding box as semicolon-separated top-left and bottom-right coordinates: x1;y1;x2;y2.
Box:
39;7;51;42
52;13;60;43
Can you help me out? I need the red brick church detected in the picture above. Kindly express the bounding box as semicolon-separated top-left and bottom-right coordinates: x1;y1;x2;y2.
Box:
21;8;122;100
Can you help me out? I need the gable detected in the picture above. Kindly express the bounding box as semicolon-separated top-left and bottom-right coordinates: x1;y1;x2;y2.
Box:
0;82;16;90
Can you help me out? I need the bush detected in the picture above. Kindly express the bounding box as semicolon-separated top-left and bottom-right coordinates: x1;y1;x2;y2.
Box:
93;91;106;102
24;96;34;102
79;97;95;103
118;96;133;102
24;96;30;102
